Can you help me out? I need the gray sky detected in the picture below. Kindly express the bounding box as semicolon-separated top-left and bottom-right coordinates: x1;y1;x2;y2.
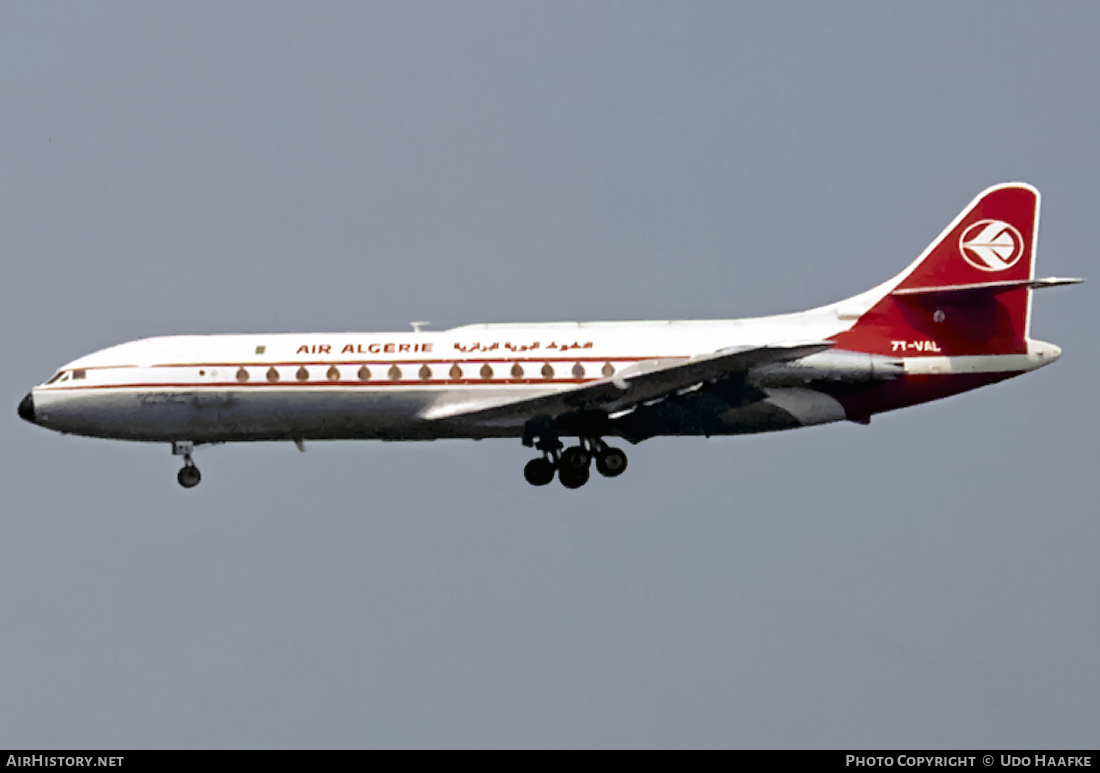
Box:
2;2;1097;749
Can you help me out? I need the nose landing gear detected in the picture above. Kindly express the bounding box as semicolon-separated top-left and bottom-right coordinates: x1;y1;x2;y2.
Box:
522;436;628;489
172;441;202;489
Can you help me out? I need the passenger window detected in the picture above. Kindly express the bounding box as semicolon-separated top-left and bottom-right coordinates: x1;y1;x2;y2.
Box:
480;363;493;379
236;367;249;383
266;367;280;383
388;364;402;380
511;362;524;378
541;363;554;378
449;363;462;380
418;364;432;380
572;363;585;378
327;365;340;381
358;365;371;381
296;366;309;381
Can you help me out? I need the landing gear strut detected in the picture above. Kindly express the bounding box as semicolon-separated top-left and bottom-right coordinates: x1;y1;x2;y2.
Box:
522;436;627;489
173;441;202;489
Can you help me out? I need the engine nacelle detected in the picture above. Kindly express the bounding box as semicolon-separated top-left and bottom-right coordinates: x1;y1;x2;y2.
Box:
748;350;904;387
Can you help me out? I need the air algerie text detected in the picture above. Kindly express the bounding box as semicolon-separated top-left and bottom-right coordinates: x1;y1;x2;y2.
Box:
296;343;434;355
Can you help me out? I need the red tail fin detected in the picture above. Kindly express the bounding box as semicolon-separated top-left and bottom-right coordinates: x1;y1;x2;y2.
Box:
831;183;1040;357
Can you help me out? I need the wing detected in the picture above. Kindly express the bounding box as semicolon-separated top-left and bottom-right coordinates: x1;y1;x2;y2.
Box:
419;340;834;428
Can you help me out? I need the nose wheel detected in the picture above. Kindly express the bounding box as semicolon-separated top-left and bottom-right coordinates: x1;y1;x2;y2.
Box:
172;441;202;489
522;436;627;488
177;463;201;488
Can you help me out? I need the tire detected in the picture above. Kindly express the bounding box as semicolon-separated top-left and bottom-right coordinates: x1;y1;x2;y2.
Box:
523;458;555;486
559;465;590;489
595;447;628;477
177;466;201;488
559;446;590;472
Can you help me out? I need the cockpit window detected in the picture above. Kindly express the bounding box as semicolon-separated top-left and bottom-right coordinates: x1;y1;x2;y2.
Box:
45;369;85;384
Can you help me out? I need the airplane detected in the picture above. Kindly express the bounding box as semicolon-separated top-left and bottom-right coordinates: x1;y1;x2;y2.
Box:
17;183;1082;489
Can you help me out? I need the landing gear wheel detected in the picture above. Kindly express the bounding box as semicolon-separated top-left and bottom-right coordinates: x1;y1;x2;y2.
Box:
595;447;628;477
524;458;555;486
559;446;590;473
559;465;590;489
177;465;201;489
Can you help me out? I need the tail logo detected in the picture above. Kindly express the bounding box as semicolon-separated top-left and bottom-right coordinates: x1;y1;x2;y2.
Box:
959;219;1025;272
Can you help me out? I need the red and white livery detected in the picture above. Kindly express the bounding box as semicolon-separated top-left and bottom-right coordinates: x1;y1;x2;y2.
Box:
17;183;1081;489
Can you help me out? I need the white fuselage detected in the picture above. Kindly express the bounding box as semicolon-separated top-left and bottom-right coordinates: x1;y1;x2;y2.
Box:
26;304;1058;446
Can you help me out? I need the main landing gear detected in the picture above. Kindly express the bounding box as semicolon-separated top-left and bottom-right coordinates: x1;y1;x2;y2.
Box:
173;441;202;489
522;436;628;489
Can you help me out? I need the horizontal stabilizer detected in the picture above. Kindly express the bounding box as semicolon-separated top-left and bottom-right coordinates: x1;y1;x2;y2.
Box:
892;277;1084;297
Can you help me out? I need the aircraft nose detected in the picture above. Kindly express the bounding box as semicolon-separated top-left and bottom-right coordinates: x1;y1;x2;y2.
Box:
17;392;35;423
